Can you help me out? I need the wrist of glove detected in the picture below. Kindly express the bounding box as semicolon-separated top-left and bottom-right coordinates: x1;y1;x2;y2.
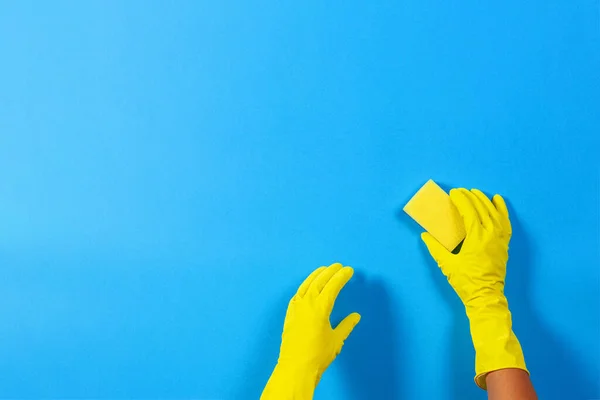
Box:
262;363;319;400
422;188;528;390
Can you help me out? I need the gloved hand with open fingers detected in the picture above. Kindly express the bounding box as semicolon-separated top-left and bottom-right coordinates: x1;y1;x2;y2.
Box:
261;263;361;400
421;188;528;389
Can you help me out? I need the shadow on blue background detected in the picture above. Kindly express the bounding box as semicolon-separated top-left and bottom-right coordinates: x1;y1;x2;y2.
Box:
336;274;402;400
506;201;599;400
400;184;599;400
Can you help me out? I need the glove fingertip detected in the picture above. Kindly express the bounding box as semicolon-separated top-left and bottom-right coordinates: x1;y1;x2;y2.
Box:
349;313;361;334
492;194;506;207
336;312;362;341
449;188;468;208
421;232;451;262
421;231;436;247
421;232;439;243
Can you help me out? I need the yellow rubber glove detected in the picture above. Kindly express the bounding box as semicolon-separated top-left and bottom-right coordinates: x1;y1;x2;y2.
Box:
261;263;361;400
421;188;528;389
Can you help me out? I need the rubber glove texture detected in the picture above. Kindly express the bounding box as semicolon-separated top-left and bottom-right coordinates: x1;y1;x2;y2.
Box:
261;263;360;400
422;188;528;389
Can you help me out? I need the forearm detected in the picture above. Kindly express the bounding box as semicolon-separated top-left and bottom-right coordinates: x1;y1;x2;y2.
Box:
260;363;318;400
486;368;537;400
466;298;535;398
466;294;528;389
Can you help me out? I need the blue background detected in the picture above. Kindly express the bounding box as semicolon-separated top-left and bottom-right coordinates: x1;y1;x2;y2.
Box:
1;1;599;399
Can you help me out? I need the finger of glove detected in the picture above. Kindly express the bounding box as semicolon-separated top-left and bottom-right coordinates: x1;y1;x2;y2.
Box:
296;266;327;298
321;267;354;315
421;232;450;265
492;194;512;236
450;189;482;236
465;189;493;231
334;312;361;342
309;263;343;295
471;189;502;231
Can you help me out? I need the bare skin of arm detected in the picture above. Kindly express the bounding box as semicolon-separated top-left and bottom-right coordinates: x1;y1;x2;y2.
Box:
486;368;537;400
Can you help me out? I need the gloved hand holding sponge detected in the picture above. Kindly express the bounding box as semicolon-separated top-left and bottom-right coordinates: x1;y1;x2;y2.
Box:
421;188;528;389
261;187;529;399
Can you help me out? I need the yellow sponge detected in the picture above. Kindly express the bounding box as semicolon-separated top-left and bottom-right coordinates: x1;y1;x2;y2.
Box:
404;180;466;251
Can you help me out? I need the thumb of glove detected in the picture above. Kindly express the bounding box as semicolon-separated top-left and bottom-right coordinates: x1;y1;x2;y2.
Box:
421;232;450;265
334;312;361;343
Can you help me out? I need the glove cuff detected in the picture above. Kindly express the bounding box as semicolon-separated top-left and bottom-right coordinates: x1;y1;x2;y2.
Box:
261;362;319;400
467;296;529;390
